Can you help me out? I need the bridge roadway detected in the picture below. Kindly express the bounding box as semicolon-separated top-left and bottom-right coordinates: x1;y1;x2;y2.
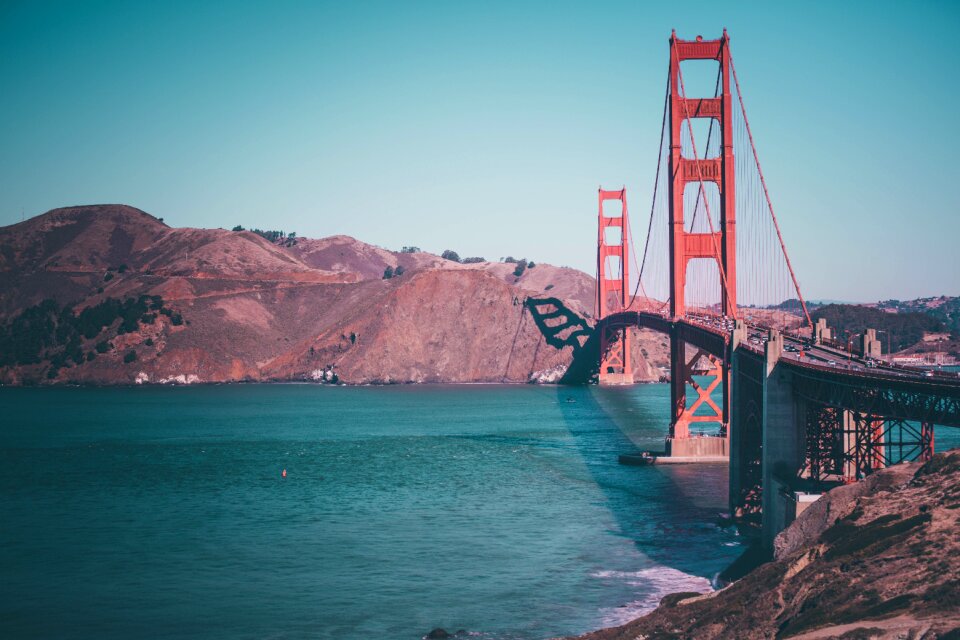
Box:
599;309;960;546
600;310;960;428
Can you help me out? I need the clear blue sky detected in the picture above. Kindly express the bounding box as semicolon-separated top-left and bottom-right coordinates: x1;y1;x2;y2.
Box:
1;0;958;301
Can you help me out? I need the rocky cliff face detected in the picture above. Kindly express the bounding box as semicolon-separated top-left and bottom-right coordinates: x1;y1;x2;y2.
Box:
0;205;667;385
572;451;960;640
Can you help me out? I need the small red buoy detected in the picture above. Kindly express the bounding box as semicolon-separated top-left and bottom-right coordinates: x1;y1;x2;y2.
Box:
282;469;287;478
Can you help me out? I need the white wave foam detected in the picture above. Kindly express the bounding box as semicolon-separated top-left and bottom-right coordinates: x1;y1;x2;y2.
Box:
593;566;713;627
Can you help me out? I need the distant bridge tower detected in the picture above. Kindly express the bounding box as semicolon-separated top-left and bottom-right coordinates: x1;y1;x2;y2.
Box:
596;188;633;385
668;30;737;443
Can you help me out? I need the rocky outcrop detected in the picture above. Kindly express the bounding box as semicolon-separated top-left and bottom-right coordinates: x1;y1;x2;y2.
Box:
572;451;960;639
0;205;668;385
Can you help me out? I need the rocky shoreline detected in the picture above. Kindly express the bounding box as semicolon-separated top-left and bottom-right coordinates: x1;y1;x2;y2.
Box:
568;451;960;640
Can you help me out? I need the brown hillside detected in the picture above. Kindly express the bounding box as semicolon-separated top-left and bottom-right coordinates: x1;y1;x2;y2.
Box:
0;204;167;275
290;235;443;280
0;205;667;385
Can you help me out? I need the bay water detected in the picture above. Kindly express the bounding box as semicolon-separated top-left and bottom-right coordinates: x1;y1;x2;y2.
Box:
2;384;746;638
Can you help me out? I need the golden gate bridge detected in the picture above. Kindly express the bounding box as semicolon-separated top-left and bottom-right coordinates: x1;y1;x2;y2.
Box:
531;30;960;548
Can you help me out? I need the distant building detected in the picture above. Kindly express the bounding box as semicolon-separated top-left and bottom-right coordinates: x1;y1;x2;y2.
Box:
892;353;957;367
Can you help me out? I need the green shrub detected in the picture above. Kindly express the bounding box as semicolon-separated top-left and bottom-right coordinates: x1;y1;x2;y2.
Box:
812;304;945;352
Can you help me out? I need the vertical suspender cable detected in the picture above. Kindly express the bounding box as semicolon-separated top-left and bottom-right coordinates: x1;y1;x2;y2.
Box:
687;64;723;233
631;64;671;309
730;55;812;328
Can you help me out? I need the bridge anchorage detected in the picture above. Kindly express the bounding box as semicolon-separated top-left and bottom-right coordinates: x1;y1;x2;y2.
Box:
599;29;960;548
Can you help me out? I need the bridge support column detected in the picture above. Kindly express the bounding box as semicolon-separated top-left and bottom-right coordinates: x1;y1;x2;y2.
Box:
810;413;934;484
731;326;810;548
856;329;882;359
669;332;688;437
730;321;763;519
759;329;807;549
665;326;729;459
813;318;832;344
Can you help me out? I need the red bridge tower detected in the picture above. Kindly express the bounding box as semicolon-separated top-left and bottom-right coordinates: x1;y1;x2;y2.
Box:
667;30;736;450
597;188;633;385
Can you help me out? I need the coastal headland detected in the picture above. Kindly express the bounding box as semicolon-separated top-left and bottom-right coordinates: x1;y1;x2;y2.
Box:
0;205;670;386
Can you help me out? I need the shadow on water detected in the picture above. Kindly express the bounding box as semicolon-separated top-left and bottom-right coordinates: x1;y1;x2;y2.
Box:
523;298;738;576
549;384;738;578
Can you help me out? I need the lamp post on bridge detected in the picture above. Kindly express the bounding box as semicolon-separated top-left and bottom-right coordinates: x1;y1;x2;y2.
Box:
837;328;854;369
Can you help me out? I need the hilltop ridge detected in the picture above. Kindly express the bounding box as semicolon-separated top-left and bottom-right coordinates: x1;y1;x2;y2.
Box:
0;205;666;385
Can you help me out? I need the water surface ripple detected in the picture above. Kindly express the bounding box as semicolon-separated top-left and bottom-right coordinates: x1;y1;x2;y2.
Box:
1;384;743;639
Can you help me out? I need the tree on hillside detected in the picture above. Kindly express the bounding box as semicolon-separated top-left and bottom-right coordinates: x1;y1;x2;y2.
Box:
441;250;461;263
811;304;945;352
383;266;394;279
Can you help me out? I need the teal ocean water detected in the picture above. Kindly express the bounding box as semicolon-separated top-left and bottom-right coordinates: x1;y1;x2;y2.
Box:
0;385;783;637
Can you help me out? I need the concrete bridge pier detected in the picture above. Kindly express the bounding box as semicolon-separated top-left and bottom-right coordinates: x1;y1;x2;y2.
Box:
729;321;764;520
730;324;809;546
757;329;809;548
813;318;832;344
857;329;882;359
